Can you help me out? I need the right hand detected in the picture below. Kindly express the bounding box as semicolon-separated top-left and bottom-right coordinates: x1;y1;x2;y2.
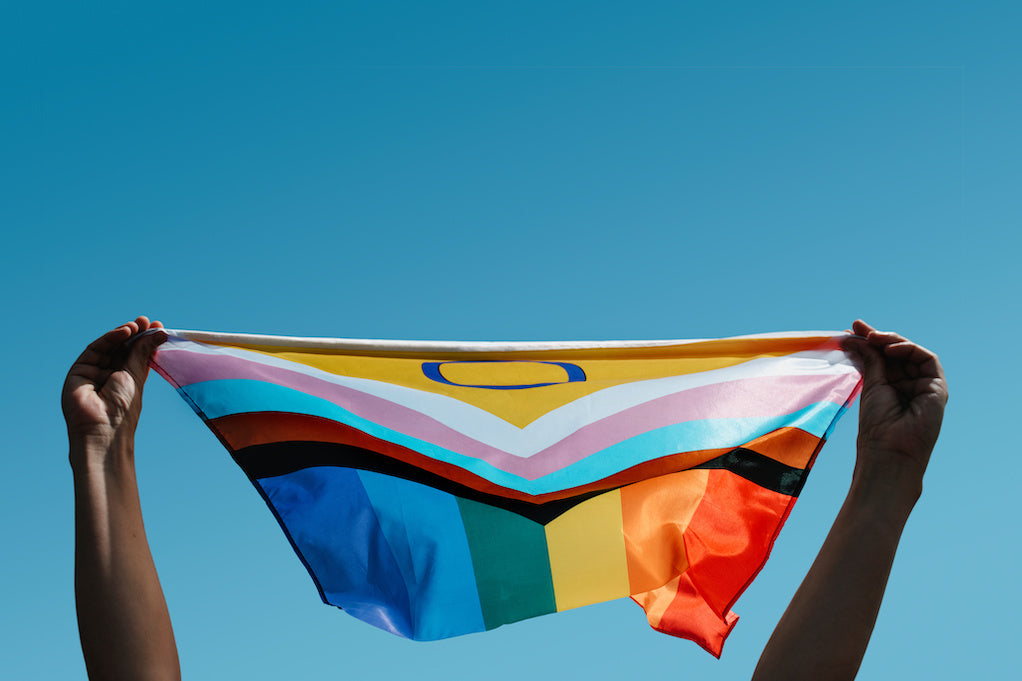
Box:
842;320;948;483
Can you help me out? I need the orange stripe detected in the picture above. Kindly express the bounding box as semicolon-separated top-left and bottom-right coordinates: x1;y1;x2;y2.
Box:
632;575;682;631
744;427;823;469
210;412;518;498
209;412;728;504
620;470;709;594
210;413;820;506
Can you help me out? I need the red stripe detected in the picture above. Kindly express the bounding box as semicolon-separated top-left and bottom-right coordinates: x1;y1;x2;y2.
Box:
637;469;798;656
209;412;817;505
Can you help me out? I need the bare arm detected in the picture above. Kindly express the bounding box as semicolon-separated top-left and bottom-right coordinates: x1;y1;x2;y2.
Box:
752;320;948;681
63;317;178;681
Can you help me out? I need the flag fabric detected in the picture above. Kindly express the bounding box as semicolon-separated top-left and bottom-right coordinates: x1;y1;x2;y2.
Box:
150;329;861;656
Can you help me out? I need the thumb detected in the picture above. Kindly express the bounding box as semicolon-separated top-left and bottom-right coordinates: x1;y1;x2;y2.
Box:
842;335;885;388
126;329;168;382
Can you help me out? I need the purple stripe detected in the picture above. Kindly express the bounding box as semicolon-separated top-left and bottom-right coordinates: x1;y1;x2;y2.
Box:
154;347;858;480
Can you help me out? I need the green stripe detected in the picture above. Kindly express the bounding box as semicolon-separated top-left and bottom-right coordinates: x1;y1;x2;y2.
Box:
457;497;556;629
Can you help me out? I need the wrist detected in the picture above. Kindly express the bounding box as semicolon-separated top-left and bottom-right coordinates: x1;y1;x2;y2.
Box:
847;450;925;524
68;431;135;474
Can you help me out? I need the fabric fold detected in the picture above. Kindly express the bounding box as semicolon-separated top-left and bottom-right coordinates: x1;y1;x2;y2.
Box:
152;329;860;655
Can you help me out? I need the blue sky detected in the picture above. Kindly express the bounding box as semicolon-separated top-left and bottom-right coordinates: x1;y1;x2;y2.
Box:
2;2;1016;678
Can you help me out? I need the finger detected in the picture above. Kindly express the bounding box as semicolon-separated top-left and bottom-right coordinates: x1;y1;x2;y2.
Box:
123;321;166;348
71;323;135;368
841;335;885;386
124;328;168;383
883;340;936;360
146;328;169;350
852;319;914;347
851;320;876;337
66;363;110;382
882;341;944;380
865;329;909;348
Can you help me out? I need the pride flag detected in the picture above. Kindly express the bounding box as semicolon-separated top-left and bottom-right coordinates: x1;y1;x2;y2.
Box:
150;330;861;656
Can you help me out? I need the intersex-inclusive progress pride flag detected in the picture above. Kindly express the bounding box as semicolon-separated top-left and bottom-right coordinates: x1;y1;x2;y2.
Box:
150;329;862;656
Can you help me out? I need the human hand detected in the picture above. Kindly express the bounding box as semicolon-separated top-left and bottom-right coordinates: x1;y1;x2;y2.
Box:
753;322;947;681
842;320;948;487
62;316;167;453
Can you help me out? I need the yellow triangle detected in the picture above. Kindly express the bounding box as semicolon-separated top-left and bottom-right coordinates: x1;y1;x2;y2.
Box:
208;338;822;428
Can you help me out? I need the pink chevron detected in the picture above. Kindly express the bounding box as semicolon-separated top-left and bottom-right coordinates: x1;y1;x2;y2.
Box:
154;347;858;480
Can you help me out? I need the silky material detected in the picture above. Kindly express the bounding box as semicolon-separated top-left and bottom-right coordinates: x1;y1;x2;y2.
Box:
150;329;861;656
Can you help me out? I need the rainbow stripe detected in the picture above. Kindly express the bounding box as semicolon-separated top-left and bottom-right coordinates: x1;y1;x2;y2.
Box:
151;330;861;655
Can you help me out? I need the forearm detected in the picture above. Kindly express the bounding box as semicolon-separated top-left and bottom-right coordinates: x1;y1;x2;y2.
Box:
752;457;920;681
72;439;180;681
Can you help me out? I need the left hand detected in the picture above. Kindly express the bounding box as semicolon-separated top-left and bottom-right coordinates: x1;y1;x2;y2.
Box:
62;316;167;449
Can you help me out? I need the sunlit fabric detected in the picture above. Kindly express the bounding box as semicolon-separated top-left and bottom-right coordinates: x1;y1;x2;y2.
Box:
151;330;861;656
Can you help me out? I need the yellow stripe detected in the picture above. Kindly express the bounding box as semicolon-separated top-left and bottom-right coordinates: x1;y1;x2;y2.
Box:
545;489;631;612
208;345;805;427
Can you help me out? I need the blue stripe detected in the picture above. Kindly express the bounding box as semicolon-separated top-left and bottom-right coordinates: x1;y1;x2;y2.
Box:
183;379;844;495
356;470;486;639
255;467;413;637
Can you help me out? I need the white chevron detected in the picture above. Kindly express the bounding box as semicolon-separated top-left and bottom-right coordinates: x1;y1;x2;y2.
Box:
157;335;857;459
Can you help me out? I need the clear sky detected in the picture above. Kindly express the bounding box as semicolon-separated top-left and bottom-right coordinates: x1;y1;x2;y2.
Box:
2;2;1016;679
